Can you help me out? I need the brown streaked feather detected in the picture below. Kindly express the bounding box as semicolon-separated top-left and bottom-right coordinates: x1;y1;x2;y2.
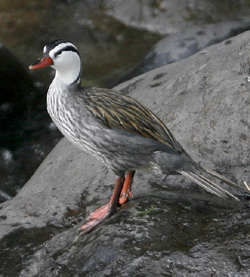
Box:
82;87;183;153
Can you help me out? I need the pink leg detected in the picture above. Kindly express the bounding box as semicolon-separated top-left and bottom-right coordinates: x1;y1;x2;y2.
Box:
79;176;125;234
119;170;135;205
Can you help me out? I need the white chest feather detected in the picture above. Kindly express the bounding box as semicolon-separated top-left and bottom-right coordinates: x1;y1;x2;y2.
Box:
47;78;79;142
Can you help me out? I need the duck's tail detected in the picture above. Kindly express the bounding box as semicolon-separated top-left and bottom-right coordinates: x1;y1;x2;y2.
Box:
178;166;249;201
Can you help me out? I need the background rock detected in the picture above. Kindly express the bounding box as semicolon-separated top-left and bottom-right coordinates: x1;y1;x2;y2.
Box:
103;0;250;35
1;30;250;276
113;20;250;85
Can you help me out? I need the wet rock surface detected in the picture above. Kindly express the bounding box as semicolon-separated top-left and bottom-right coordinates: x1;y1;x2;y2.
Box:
17;197;250;277
1;30;250;276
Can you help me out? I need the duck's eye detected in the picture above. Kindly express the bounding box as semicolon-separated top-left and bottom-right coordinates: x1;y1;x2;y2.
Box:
54;50;63;58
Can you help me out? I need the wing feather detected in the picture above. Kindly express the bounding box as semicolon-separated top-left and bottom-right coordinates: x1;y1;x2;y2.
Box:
82;87;183;153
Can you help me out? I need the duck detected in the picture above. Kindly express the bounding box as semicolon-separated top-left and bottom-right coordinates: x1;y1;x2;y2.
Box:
29;40;249;233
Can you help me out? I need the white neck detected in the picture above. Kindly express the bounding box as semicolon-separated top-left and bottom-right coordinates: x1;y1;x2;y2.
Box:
55;67;80;85
51;51;81;85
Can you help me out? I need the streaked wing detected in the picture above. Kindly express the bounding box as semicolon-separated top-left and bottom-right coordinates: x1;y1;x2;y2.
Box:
82;87;183;153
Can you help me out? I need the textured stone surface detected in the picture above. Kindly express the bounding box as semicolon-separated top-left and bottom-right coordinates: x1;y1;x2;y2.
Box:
113;20;250;85
103;0;250;35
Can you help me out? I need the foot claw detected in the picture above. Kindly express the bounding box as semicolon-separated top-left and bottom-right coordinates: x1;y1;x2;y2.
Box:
119;195;128;205
78;216;108;234
78;172;135;234
119;190;133;205
86;204;109;221
79;203;112;234
128;191;133;198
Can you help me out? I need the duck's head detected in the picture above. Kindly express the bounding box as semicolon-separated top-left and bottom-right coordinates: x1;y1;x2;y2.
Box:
29;40;81;85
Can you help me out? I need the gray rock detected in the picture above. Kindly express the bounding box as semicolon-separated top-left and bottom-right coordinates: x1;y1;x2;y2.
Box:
113;20;250;85
103;0;250;35
1;30;250;276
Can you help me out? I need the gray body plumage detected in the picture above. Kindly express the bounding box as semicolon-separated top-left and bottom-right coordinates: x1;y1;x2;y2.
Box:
47;77;194;177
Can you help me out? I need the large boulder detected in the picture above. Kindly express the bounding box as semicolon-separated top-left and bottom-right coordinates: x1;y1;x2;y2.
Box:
1;30;250;276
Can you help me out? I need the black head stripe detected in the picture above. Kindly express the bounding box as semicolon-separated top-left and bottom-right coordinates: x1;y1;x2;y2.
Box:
43;40;78;57
54;45;78;57
43;40;67;53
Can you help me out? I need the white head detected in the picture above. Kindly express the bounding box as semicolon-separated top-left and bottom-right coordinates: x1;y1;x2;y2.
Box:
29;40;81;85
